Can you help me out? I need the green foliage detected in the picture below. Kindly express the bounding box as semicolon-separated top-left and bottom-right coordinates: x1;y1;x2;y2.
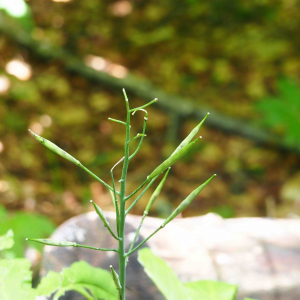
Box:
0;258;36;300
0;230;14;251
256;78;300;147
138;248;257;300
0;205;56;257
37;261;118;300
0;230;36;300
0;230;118;300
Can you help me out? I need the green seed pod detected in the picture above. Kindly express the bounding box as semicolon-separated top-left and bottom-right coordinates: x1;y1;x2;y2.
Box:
28;129;80;165
162;174;216;227
91;200;109;228
110;265;122;291
26;238;77;247
145;167;170;213
171;112;209;156
147;137;200;180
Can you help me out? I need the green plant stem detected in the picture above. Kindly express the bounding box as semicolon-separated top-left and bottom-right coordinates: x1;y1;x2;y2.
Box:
27;239;117;252
111;157;124;236
79;164;117;194
129;110;148;161
125;176;158;215
125;226;163;257
124;179;149;201
118;90;131;300
108;118;127;126
129;98;158;113
128;211;147;254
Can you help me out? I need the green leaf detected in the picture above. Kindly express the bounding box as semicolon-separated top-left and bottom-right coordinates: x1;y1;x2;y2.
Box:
36;271;61;297
185;280;238;300
0;258;36;300
138;248;189;300
0;230;14;251
37;261;118;300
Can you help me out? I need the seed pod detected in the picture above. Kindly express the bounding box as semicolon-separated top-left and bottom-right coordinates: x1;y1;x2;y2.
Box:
110;265;122;291
147;137;200;180
145;168;170;213
26;238;77;247
91;201;110;228
171;113;209;156
28;129;80;165
162;174;216;227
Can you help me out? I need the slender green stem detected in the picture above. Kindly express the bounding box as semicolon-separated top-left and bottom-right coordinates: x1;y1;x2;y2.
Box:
129;98;158;113
27;239;117;252
128;212;147;254
117;89;131;300
79;164;117;194
125;225;163;257
128;133;146;143
129;109;147;161
124;179;149;201
110;157;124;236
108;118;127;126
125;176;158;215
74;244;118;252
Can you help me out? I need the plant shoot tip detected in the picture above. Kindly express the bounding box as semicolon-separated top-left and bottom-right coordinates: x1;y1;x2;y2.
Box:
25;238;28;241
200;136;202;138
90;200;93;203
207;112;210;114
214;174;217;176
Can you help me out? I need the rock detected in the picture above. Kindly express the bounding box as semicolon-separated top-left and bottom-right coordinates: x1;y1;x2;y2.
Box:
41;212;300;300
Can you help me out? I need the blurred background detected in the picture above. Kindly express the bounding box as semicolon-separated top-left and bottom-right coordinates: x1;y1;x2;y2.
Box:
1;0;300;258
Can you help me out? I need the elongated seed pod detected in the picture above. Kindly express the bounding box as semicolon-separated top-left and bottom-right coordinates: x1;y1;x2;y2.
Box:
28;129;80;165
171;112;209;156
110;265;122;291
162;174;216;227
26;238;77;247
145;168;170;213
147;137;200;180
91;201;110;228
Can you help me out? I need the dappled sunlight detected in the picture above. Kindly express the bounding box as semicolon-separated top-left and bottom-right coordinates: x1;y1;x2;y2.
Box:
5;59;32;81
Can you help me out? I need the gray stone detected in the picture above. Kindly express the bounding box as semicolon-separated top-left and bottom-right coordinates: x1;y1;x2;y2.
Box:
41;212;300;300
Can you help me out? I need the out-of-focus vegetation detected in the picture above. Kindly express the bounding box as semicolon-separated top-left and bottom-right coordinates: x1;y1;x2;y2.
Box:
1;0;300;229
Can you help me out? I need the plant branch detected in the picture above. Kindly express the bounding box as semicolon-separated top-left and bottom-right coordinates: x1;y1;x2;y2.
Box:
125;176;158;215
79;164;117;194
124;179;149;201
129;98;158;113
26;238;117;252
128;109;148;161
125;226;163;257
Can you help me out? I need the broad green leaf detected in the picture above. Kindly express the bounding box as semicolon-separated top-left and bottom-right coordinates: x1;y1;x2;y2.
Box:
37;261;118;300
0;258;36;300
138;248;189;300
36;271;61;297
185;280;238;300
0;230;14;251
